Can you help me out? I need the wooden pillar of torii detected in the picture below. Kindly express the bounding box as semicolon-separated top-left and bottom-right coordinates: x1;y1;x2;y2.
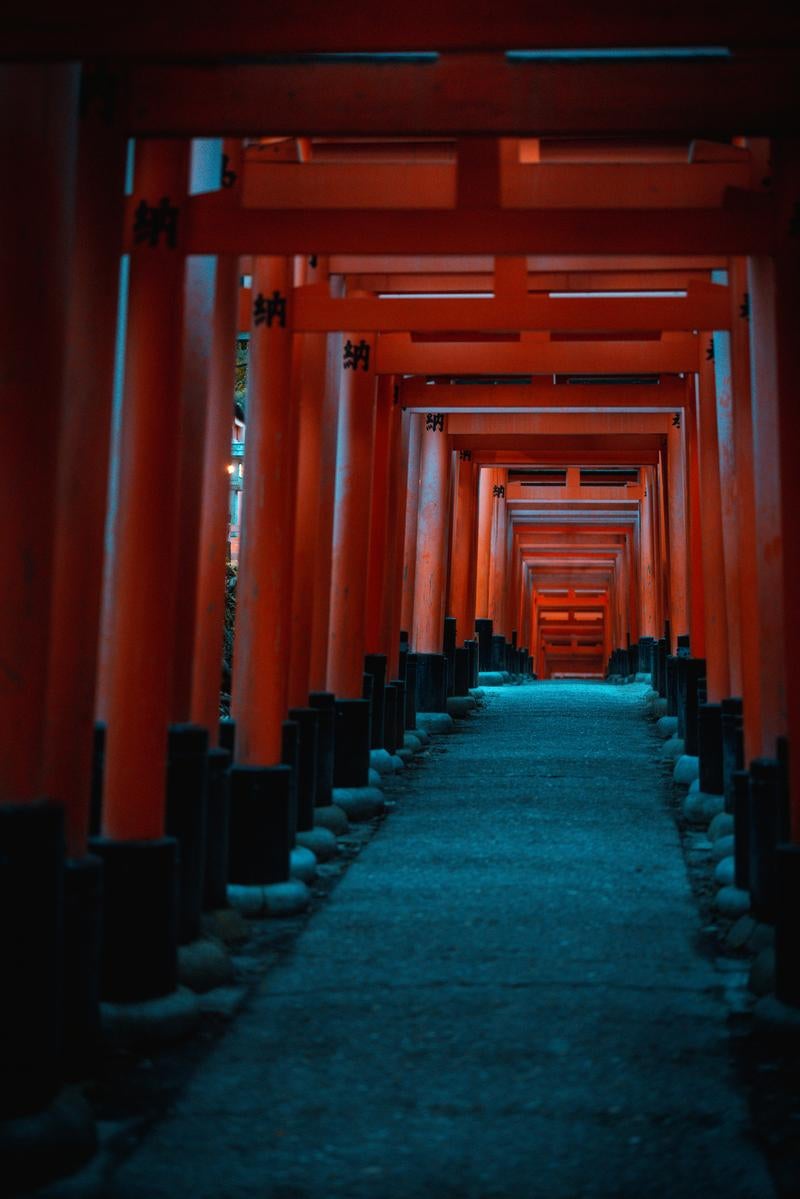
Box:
0;62;84;1130
327;329;378;785
412;415;451;712
228;255;297;884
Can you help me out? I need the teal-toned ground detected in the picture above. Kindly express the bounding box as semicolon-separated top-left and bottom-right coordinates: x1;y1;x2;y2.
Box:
40;682;781;1198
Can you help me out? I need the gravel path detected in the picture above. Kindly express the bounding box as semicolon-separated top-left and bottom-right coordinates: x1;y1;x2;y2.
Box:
107;681;774;1198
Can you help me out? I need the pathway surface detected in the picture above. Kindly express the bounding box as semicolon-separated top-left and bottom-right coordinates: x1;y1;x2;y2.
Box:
108;682;773;1197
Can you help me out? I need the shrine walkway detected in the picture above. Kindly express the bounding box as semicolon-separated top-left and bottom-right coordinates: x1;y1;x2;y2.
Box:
88;683;774;1198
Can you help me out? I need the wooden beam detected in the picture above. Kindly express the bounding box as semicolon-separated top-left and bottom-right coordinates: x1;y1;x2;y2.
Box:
376;333;699;374
176;194;774;257
291;282;729;333
400;377;686;410
119;54;800;137
344;270;716;292
331;255;727;274
242;159;752;211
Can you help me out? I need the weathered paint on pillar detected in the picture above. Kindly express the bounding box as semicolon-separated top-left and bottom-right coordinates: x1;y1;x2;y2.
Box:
684;379;706;659
42;78;125;854
382;397;410;678
696;339;731;702
288;257;331;707
758;139;800;832
232;256;296;766
639;467;657;638
665;417;689;646
308;308;343;694
449;450;478;646
1;64;79;804
189;254;239;740
475;467;496;620
101;139;190;840
412;418;451;655
711;311;743;696
728;257;763;763
327;330;377;697
748;254;786;760
400;413;423;637
170;253;217;722
365;376;395;656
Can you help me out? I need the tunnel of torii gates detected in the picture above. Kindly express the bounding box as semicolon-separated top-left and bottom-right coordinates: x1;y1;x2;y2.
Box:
3;18;800;1154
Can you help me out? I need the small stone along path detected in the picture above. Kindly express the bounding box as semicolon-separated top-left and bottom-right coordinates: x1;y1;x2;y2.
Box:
87;683;777;1197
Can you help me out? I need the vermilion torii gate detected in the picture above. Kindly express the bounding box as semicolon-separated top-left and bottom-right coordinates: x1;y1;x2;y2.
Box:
2;22;800;1181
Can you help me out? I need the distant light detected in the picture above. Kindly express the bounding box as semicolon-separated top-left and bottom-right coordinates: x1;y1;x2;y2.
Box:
549;291;686;298
378;292;493;299
242;275;253;287
227;464;235;474
507;47;730;62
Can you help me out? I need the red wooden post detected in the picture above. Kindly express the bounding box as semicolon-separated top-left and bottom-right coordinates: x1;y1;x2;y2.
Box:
327;331;378;698
101;139;190;841
189;255;240;738
412;417;451;709
696;338;731;702
232;256;296;765
400;413;423;639
288;258;331;707
42;81;126;856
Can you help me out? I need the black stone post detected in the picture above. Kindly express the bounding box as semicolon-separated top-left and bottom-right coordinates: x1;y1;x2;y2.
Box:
748;757;781;923
415;653;448;713
281;720;300;846
91;835;179;1001
333;698;371;787
383;683;399;755
453;647;470;697
63;854;103;1072
287;708;319;834
465;639;479;688
655;638;667;697
666;656;679;717
490;634;506;672
364;654;387;750
228;765;293;885
89;720;105;837
203;746;231;911
405;653;418;729
775;844;800;1008
219;717;236;757
721;697;744;814
475;617;493;671
166;723;209;945
443;616;457;696
733;769;751;891
682;658;706;756
697;703;724;795
309;692;336;809
389;679;406;750
1;802;65;1118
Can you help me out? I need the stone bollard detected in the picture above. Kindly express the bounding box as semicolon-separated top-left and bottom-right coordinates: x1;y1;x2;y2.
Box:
415;652;448;713
733;769;751;892
203;746;231;912
748;758;782;924
775;844;800;1008
697;702;723;795
334;698;372;788
475;617;493;672
364;654;387;750
166;724;210;945
721;697;744;814
309;692;335;809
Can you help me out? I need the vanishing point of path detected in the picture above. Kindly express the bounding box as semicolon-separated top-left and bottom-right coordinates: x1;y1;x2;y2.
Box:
106;682;774;1198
